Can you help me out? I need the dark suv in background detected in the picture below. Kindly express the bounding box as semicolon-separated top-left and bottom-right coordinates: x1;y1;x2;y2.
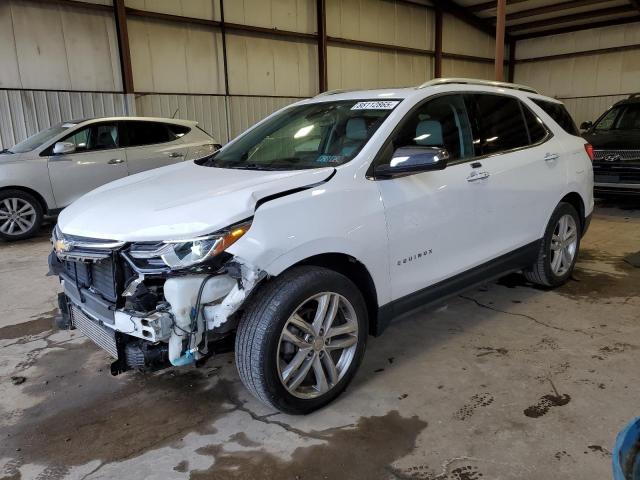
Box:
581;94;640;197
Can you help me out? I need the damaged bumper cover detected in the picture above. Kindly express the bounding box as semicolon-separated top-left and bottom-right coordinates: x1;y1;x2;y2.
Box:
50;243;264;374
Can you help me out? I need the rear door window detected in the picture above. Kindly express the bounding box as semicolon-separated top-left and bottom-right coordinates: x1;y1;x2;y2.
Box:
530;98;579;135
467;94;530;155
124;121;175;147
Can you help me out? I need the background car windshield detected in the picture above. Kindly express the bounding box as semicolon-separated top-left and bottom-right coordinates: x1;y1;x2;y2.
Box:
9;123;75;153
594;104;640;132
204;100;400;170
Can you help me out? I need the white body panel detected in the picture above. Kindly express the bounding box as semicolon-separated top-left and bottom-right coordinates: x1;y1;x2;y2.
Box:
376;161;483;300
56;83;594;312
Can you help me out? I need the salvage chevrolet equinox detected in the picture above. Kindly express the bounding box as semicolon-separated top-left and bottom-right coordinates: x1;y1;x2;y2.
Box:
50;78;594;414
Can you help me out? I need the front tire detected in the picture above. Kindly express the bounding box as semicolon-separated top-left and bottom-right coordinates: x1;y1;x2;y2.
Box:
235;266;368;414
0;190;44;241
524;202;581;287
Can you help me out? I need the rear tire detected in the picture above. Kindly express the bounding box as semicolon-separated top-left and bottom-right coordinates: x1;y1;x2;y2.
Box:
0;189;44;241
235;266;368;414
524;202;581;287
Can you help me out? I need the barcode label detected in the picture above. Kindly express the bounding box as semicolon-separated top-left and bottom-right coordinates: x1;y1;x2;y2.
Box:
351;101;399;110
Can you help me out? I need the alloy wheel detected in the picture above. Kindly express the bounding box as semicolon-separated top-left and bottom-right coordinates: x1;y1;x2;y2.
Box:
550;213;578;276
0;198;37;236
277;292;359;399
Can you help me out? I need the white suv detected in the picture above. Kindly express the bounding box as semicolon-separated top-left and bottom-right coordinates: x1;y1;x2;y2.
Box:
0;117;218;240
50;79;594;414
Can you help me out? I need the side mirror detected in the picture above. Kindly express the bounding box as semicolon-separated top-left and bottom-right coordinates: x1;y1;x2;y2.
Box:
53;141;76;155
580;121;593;131
213;143;222;151
376;146;449;178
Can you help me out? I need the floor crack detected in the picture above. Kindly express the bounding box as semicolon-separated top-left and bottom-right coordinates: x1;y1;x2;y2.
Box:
458;295;595;337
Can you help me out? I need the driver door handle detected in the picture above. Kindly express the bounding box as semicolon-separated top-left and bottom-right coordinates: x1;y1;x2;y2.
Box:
544;153;560;162
467;171;490;182
108;158;124;165
167;152;184;158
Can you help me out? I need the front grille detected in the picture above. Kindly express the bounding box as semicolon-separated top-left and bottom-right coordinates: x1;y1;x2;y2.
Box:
63;257;119;302
593;149;640;162
70;305;118;358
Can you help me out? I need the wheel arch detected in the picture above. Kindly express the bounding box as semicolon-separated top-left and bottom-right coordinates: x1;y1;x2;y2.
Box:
291;253;380;337
0;185;49;213
559;191;585;233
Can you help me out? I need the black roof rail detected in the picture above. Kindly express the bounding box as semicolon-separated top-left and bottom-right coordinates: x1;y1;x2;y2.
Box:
628;93;640;99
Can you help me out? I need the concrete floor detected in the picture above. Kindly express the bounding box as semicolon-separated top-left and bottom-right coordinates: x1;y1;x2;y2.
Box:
1;201;639;480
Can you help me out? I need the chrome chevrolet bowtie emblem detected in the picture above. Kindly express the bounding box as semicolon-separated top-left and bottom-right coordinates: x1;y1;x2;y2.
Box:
604;154;621;162
54;237;74;253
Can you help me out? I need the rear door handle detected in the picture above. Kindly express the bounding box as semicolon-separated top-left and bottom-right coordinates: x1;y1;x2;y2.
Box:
467;171;490;182
108;158;124;164
167;152;184;158
544;153;560;162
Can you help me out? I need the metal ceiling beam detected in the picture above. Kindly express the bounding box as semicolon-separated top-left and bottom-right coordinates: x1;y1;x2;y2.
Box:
434;8;443;78
114;0;134;94
629;0;640;12
317;0;328;93
508;5;635;32
468;0;528;14
15;0;112;12
495;0;506;80
431;0;505;39
506;0;615;21
513;14;640;39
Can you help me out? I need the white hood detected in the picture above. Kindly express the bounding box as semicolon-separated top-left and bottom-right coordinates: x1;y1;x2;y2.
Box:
58;161;334;241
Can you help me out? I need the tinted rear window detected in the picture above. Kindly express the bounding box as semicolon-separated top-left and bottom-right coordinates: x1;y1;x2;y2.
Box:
470;94;530;155
530;98;579;136
168;124;191;137
125;121;174;147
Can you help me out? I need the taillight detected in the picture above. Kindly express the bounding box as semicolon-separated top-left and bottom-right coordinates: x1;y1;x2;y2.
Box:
584;143;594;161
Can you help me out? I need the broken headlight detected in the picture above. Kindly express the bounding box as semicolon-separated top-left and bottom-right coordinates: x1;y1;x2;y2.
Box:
128;220;251;270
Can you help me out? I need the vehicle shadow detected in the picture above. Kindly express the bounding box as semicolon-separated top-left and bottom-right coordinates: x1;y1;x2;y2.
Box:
595;197;640;215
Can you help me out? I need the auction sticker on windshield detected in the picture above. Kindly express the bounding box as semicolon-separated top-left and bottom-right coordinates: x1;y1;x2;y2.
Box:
351;101;399;110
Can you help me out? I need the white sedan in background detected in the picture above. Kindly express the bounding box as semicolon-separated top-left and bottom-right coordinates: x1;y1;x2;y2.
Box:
0;117;219;240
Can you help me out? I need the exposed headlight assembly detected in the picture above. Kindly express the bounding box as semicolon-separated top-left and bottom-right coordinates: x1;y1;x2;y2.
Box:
128;220;252;270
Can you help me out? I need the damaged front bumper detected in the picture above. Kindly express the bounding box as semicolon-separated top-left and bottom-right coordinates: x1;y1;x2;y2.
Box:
49;241;263;375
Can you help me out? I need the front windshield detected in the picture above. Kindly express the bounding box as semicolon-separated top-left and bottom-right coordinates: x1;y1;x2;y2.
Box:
8;123;76;154
593;104;640;132
202;99;400;170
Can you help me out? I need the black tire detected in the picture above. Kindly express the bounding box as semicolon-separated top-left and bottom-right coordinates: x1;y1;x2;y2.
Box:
235;266;368;414
524;202;581;287
0;189;44;241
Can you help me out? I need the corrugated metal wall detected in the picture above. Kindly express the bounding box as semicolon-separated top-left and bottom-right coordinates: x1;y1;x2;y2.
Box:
559;94;630;127
127;18;226;94
224;0;314;32
326;0;435;89
134;94;228;142
0;0;504;150
0;0;122;91
442;13;496;80
125;0;221;20
0;89;131;150
514;23;640;125
134;94;302;143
